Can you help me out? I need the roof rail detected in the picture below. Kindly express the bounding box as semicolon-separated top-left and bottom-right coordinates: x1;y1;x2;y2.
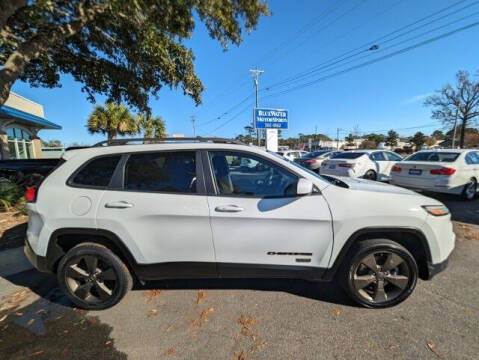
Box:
92;137;246;147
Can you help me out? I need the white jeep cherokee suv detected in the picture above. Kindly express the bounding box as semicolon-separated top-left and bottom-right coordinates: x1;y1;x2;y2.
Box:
24;138;455;310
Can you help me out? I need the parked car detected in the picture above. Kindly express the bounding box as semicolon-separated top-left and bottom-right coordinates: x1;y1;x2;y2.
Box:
277;150;307;161
25;138;454;310
320;150;403;181
294;150;342;172
389;149;479;201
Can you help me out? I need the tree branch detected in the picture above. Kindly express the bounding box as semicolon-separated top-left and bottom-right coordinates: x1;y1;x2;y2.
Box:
0;0;28;31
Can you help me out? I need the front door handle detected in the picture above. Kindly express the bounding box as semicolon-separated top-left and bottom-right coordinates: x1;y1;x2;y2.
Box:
215;205;244;213
105;201;134;209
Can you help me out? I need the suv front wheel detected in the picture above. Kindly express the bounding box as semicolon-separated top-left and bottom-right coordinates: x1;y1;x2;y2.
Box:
57;243;133;310
341;239;418;308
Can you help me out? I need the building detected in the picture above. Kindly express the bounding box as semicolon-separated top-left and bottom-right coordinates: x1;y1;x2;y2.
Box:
0;92;61;159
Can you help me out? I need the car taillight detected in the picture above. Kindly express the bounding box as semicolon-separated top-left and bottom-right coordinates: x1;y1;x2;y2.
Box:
430;167;456;176
339;163;354;168
305;159;318;163
391;165;402;173
26;187;37;203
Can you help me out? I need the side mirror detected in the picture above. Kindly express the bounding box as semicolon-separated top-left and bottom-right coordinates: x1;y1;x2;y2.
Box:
297;178;313;196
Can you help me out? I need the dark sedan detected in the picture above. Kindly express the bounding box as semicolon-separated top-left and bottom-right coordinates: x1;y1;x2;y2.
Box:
294;150;342;172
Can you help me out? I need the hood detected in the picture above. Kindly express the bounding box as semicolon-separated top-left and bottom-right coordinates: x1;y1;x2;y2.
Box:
335;176;420;196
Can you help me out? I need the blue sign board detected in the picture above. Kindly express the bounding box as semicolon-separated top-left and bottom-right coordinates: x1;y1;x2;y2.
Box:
254;108;288;129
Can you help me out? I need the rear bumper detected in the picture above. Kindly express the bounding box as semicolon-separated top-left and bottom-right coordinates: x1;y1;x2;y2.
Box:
24;237;49;273
390;176;462;195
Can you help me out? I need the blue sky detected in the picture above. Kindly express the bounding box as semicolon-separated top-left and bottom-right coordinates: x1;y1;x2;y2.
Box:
11;0;479;145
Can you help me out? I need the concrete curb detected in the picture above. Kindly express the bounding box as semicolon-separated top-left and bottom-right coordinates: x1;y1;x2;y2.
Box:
0;246;33;277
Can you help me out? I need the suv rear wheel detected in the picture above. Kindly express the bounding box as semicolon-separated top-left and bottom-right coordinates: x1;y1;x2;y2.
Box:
340;239;418;308
57;243;132;310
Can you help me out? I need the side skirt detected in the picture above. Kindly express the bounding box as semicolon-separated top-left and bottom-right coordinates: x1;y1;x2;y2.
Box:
133;262;327;281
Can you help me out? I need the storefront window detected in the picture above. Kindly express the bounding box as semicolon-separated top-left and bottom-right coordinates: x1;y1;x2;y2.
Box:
6;127;34;159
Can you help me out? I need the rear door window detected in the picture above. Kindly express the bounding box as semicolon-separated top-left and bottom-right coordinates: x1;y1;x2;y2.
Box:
385;152;403;161
71;155;121;187
124;151;197;193
370;152;386;161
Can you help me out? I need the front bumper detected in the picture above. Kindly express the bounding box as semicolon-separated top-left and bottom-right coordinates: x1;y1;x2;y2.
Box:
426;256;450;280
24;236;49;272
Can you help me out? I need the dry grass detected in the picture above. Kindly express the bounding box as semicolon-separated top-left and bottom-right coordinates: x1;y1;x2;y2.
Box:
0;211;27;238
453;222;479;241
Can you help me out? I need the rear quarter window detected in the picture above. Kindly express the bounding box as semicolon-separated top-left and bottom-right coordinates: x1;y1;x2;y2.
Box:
332;152;366;159
70;155;121;187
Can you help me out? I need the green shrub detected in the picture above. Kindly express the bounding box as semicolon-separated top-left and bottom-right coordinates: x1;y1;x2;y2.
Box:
0;181;24;211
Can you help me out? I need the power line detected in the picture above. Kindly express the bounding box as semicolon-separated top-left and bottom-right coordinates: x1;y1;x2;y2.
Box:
265;6;479;93
261;0;478;92
260;19;479;100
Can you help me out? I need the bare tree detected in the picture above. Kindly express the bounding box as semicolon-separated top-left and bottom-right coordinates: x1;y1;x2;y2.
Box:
424;70;479;148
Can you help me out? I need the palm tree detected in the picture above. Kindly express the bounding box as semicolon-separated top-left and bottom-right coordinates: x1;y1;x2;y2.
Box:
87;102;139;141
138;113;167;139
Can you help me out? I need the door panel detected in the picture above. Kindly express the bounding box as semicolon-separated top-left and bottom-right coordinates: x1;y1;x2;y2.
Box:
206;150;333;273
96;151;215;266
207;195;333;269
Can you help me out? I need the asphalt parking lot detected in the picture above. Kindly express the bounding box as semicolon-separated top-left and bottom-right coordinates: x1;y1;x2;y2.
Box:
0;196;478;360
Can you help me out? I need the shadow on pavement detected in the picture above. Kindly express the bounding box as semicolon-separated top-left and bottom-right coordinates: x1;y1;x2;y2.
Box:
135;277;358;307
4;269;356;309
425;192;479;225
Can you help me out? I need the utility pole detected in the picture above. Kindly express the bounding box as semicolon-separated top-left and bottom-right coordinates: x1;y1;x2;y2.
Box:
190;115;196;137
336;128;342;150
452;106;460;149
249;68;264;146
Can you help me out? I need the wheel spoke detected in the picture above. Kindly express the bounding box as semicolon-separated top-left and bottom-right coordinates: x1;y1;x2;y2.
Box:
353;274;376;289
83;256;98;274
385;274;409;289
361;254;378;273
374;280;387;302
94;281;113;300
383;253;404;271
101;268;117;281
66;265;89;281
74;282;93;300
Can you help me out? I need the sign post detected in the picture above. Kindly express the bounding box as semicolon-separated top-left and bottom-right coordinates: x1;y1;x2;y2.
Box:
254;108;288;152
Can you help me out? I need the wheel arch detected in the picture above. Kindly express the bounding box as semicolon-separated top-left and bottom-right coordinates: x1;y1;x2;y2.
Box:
46;228;138;275
323;227;432;281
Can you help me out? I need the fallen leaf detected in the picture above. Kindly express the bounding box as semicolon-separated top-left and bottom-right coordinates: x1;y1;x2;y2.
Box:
0;289;31;313
196;290;205;304
333;308;342;316
36;309;47;315
166;325;174;332
14;312;23;317
237;315;258;328
144;290;162;303
29;350;44;357
0;315;7;322
89;317;97;325
105;340;112;345
240;326;256;340
237;350;246;360
164;348;176;356
147;309;159;317
252;341;266;352
63;330;69;334
427;341;441;358
27;318;35;326
192;307;214;327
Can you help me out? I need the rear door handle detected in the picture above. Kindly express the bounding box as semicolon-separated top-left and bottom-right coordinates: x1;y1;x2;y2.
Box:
105;201;133;209
215;205;244;213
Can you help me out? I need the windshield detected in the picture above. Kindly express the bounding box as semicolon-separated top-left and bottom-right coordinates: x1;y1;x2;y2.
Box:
331;152;366;159
405;152;460;162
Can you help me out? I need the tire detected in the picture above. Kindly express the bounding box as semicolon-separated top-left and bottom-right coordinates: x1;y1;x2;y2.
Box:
57;243;133;310
340;239;418;309
363;170;377;181
461;179;477;201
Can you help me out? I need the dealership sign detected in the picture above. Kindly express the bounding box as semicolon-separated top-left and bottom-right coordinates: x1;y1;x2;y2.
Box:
254;108;289;129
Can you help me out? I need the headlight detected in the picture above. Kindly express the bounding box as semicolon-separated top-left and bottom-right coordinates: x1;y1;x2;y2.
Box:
422;205;450;216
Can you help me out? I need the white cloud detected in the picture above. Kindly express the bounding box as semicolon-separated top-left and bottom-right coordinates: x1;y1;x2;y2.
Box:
401;93;433;105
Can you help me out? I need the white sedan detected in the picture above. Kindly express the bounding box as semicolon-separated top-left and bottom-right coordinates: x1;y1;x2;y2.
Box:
277;150;307;161
320;150;403;181
389;149;479;200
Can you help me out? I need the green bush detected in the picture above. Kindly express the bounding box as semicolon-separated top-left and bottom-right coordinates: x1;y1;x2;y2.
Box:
0;181;24;211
